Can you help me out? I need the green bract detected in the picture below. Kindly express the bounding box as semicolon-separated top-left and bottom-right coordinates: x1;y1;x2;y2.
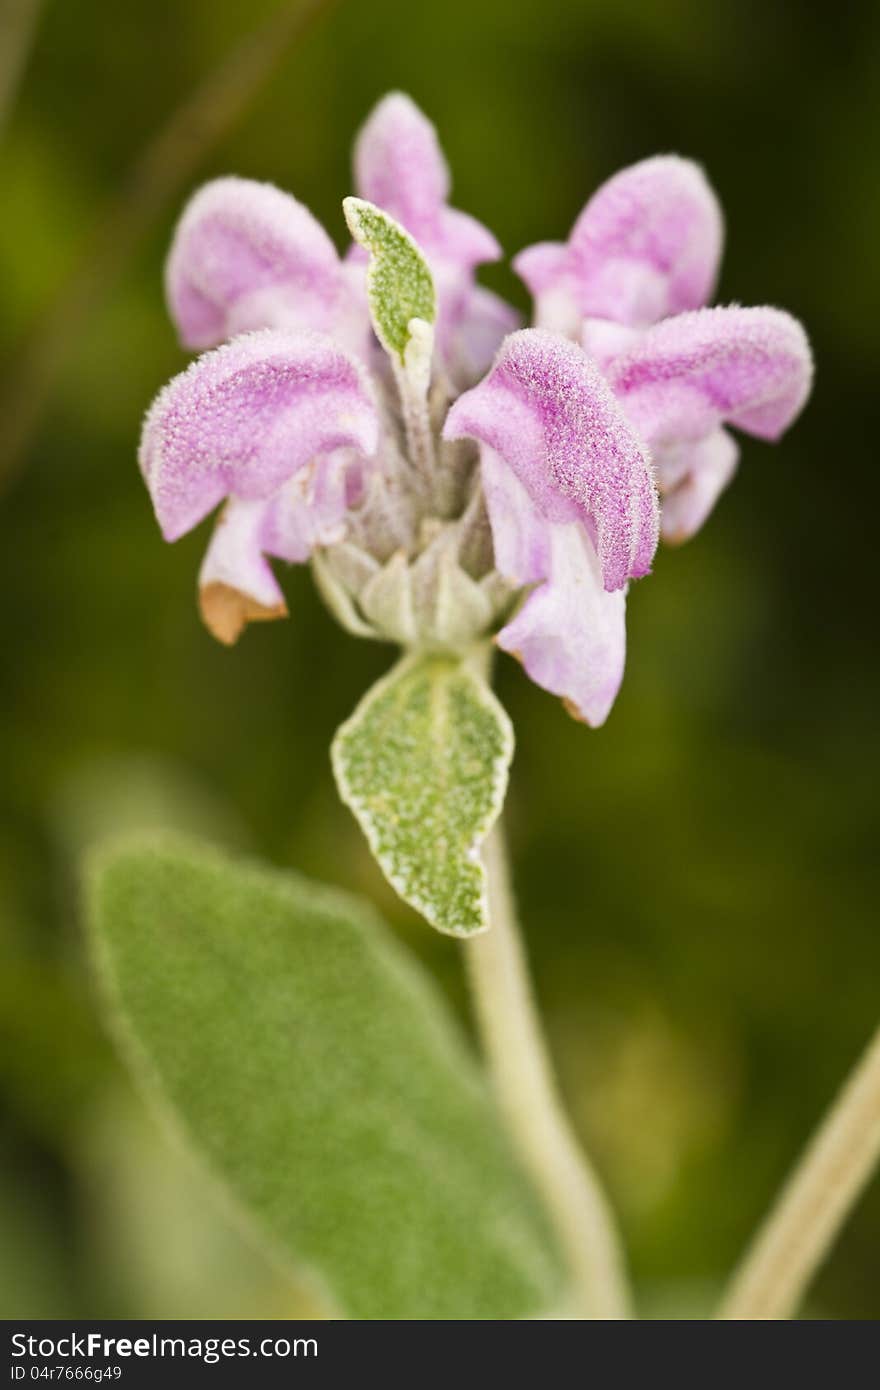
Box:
332;652;514;936
87;834;562;1320
343;196;436;362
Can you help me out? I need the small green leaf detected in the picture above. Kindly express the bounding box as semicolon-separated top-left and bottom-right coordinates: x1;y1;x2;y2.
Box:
332;653;514;936
343;196;436;362
87;834;562;1320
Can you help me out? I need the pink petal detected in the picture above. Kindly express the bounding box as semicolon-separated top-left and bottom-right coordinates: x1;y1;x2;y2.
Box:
480;445;551;583
580;318;642;371
499;531;627;728
354;92;450;246
196;450;363;644
438;207;502;269
482;450;625;727
606;305;813;447
165;178;350;349
263;451;363;563
138;329;378;542
198;498;287;645
353;92;500;269
444;328;659;591
440;280;522;384
512;242;570;297
658;428;739;543
515;155;723;328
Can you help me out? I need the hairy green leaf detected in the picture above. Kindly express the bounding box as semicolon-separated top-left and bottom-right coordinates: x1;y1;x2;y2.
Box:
343;196;436;361
87;834;562;1320
332;653;513;936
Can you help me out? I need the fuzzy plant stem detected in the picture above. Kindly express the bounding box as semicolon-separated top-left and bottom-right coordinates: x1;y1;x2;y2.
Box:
465;826;632;1319
394;320;437;487
719;1021;880;1320
394;363;436;482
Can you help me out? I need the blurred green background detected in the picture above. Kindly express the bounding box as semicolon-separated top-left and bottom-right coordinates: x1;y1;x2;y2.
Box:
1;0;878;1319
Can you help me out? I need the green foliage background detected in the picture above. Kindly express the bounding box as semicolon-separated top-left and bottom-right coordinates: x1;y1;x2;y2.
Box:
1;0;878;1318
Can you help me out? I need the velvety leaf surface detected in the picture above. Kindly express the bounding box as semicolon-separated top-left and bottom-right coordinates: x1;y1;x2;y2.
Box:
343;196;436;361
332;654;514;936
87;834;562;1320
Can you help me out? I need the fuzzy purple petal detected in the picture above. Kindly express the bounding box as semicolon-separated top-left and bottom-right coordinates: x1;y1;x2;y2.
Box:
480;445;551;583
354;93;449;242
437;207;502;269
606;305;813;449
353;92;500;269
580;318;642;371
165;178;352;349
263;450;363;563
198;497;288;643
196;450;365;644
438;279;521;384
515;156;723;330
444;328;659;591
139;329;378;542
657;428;739;543
499;530;627;728
512;242;569;299
481;450;625;726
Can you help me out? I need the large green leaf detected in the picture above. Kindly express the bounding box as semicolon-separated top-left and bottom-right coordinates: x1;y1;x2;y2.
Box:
87;834;562;1320
343;196;435;362
332;653;514;936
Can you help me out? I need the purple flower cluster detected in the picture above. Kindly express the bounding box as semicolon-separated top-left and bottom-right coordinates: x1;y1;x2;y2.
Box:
140;94;811;724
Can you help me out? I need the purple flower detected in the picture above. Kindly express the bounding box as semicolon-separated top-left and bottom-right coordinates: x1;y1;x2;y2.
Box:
139;96;811;725
165;177;366;354
140;330;376;643
515;156;812;541
444;330;656;724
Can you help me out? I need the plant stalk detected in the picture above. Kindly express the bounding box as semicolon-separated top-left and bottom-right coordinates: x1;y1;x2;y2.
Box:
718;1020;880;1319
465;826;632;1319
0;0;43;136
0;0;340;493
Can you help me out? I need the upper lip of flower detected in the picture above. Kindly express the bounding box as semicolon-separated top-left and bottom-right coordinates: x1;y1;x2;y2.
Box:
443;327;659;595
138;328;379;544
513;153;725;327
514;152;813;546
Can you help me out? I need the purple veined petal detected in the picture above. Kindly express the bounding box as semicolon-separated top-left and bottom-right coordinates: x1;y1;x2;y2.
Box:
512;243;584;337
514;156;723;329
138;329;378;542
165;178;350;350
580;318;643;371
438;207;502;268
264;449;365;564
507;243;583;337
444;328;659;591
439;279;522;385
354;92;450;242
197;450;365;644
657;428;739;543
198;497;288;645
353;92;501;271
499;527;627;728
568;155;723;323
606;305;814;448
222;284;371;361
513;242;569;296
480;445;552;583
481;448;625;726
